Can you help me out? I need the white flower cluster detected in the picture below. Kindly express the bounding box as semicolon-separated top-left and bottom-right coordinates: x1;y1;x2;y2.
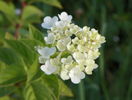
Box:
37;12;106;84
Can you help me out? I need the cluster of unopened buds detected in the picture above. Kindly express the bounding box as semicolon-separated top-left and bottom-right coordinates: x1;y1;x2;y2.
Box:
37;12;106;84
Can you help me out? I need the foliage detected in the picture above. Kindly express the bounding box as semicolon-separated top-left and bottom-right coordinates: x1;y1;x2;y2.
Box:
0;25;73;100
0;0;132;100
0;0;73;99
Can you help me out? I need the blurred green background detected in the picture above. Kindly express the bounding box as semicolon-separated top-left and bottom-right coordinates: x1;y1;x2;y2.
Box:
0;0;132;100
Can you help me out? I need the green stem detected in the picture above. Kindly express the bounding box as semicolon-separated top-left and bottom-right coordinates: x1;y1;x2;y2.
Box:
79;81;85;100
99;48;110;100
127;77;132;100
99;6;110;100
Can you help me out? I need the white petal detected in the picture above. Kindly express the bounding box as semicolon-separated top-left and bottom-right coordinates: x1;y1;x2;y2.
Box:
61;56;73;64
61;58;66;64
80;72;85;79
41;23;51;29
56;40;66;51
41;16;58;29
52;16;58;23
58;12;72;22
72;52;85;64
60;70;70;80
44;33;55;44
40;65;51;75
44;16;51;23
58;12;67;20
63;37;71;45
49;47;56;55
46;60;57;73
40;60;57;75
37;47;56;58
93;64;98;69
69;67;84;84
71;76;81;84
85;66;93;75
55;21;66;28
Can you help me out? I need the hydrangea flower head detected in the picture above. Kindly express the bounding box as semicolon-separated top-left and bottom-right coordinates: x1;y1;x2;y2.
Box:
37;12;106;84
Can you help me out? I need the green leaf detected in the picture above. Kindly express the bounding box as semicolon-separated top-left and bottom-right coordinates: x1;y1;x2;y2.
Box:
0;48;26;86
27;58;41;82
58;80;73;97
28;0;62;8
0;47;22;65
0;96;10;100
0;31;5;40
40;0;62;8
5;40;36;67
0;1;16;23
20;39;43;50
22;5;43;23
0;86;16;97
0;64;25;86
42;75;59;98
24;76;57;100
29;25;44;43
24;73;73;100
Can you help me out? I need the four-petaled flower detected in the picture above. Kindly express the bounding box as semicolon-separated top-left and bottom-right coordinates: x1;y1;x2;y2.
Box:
41;16;58;29
58;12;72;22
69;67;85;84
37;47;56;59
